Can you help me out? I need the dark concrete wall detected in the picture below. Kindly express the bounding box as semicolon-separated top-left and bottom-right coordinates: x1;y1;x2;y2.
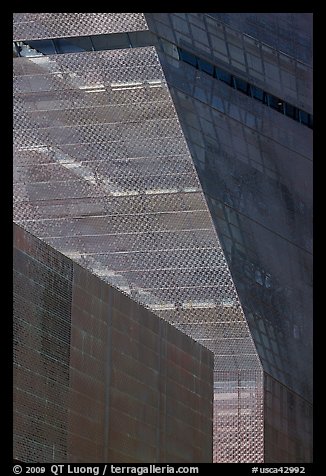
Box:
13;223;213;463
264;374;312;463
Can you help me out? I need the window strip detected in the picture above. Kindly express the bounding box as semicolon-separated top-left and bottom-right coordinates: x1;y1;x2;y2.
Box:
13;34;312;130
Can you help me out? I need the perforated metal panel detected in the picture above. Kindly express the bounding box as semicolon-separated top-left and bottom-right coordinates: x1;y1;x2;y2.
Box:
13;13;148;41
14;223;213;463
13;225;72;462
13;45;264;462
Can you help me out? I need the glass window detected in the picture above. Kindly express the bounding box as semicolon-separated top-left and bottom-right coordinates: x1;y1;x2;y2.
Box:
16;41;43;57
26;39;57;55
178;48;198;67
197;58;214;76
54;37;93;54
299;110;310;126
69;36;93;52
284;103;299;120
269;95;284;112
234;77;249;95
91;33;131;50
250;85;264;102
128;31;157;47
263;93;270;105
215;68;233;86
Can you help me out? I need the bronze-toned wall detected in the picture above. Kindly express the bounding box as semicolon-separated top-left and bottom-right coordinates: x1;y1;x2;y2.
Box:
13;223;213;463
264;374;312;463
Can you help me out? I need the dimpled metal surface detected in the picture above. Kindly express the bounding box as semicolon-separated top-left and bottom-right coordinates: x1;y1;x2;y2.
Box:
13;45;264;462
13;13;148;41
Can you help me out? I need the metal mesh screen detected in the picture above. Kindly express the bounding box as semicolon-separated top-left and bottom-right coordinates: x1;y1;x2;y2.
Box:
214;370;263;462
13;45;263;462
13;13;148;41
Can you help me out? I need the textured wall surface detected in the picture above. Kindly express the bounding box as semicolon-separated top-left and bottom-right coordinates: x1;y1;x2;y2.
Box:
144;12;313;462
13;12;312;463
13;42;264;462
213;369;263;462
155;56;312;402
13;13;148;41
13;227;72;462
13;223;213;463
264;375;312;463
145;13;312;113
206;13;313;66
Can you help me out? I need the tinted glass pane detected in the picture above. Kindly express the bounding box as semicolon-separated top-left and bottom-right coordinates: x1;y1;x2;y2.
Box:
54;37;92;53
179;49;197;67
285;103;298;120
128;31;157;47
28;39;56;55
91;35;111;50
69;36;93;51
17;42;43;57
269;95;284;112
198;58;214;76
234;77;249;94
215;68;233;85
299;110;310;126
251;86;264;101
90;33;131;51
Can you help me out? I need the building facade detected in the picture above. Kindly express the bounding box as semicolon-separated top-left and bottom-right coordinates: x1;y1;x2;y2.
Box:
14;223;213;463
13;13;312;462
145;13;313;462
